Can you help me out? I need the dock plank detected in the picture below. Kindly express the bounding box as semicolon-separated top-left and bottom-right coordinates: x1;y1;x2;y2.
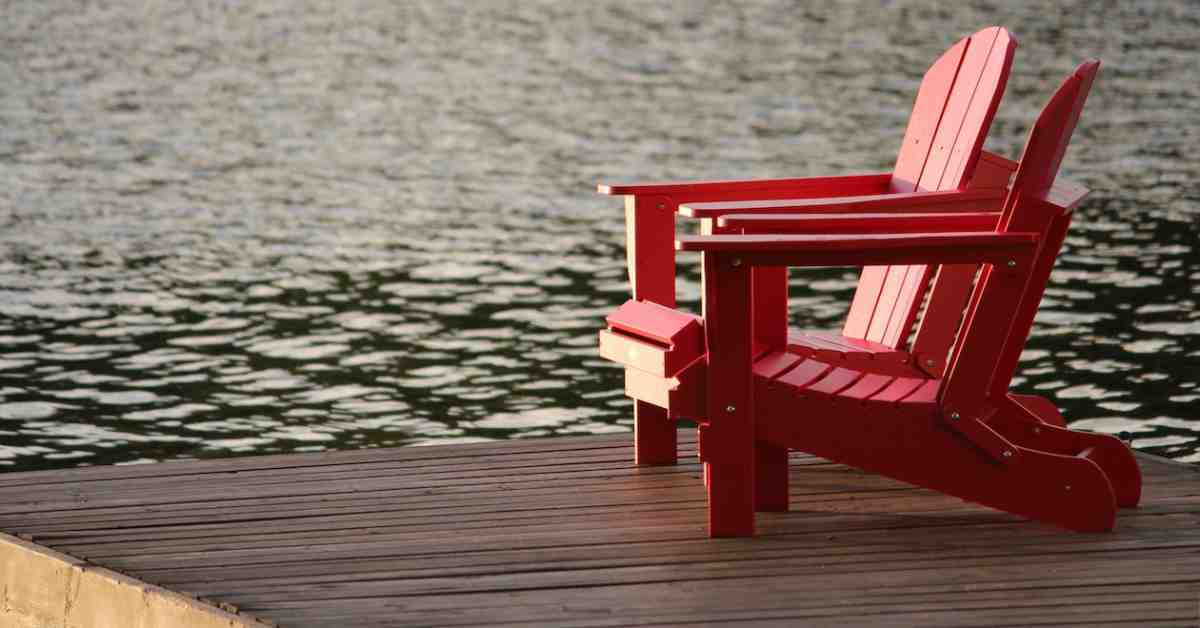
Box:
0;432;1197;627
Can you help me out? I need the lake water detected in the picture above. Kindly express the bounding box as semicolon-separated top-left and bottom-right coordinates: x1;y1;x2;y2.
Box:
1;1;1198;471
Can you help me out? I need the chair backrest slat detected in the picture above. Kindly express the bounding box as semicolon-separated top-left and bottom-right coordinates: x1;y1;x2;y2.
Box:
880;263;932;346
888;38;970;194
942;61;1099;406
843;27;1015;348
866;265;914;341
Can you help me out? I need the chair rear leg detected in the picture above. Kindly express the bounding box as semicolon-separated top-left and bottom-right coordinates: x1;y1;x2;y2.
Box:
754;441;789;512
992;397;1141;508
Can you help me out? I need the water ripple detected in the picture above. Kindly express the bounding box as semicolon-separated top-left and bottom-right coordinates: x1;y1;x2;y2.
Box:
1;0;1198;470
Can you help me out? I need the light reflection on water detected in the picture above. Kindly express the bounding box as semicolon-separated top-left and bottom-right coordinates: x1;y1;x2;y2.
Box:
1;1;1199;471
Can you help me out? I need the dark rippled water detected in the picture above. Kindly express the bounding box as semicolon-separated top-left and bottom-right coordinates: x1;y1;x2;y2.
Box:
1;1;1198;471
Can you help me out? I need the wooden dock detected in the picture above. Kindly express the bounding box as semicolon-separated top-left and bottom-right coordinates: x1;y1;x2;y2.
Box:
0;431;1197;627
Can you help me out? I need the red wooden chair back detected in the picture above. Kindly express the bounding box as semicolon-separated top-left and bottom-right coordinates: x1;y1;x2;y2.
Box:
842;27;1016;348
943;60;1100;408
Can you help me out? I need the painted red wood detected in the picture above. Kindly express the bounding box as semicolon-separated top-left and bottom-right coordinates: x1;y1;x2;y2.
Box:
968;150;1020;189
880;264;932;347
782;338;918;379
869;377;926;403
633;403;676;465
866;266;911;342
622;355;705;419
910;263;978;376
866;28;1012;350
839;373;895;400
720;211;1000;234
605;299;703;351
983;67;1099;398
940;38;1018;190
683;188;1004;219
599;173;890;199
676;231;1038;256
1009;392;1066;428
598;329;698;378
751;352;802;379
600;60;1142;537
751;267;788;350
841;260;888;339
849;26;1016;351
996;395;1140;507
776;359;832;389
624;196;675;308
753;390;1119;533
594;32;1139;538
942;61;1100;418
702;252;756;537
804;367;863;396
792;332;862;353
918;27;1011;191
990;209;1072;395
889;37;968;192
625;196;677;464
900;379;941;404
753;441;789;512
599;28;1015;474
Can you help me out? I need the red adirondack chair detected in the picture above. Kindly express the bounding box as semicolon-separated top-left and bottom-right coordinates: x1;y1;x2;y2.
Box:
599;27;1019;466
666;60;1142;537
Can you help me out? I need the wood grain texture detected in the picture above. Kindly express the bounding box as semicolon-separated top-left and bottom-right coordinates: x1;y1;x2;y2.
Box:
0;432;1196;627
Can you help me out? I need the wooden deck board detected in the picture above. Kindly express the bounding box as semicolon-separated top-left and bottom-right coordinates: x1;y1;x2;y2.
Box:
0;432;1197;627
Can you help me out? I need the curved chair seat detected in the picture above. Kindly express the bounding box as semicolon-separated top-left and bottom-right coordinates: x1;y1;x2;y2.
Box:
753;349;936;408
786;331;924;377
755;344;1067;427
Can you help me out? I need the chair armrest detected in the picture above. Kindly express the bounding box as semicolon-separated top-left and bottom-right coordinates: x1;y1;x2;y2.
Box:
675;232;1038;267
597;173;891;202
718;211;1001;234
1046;177;1090;210
679;188;1005;219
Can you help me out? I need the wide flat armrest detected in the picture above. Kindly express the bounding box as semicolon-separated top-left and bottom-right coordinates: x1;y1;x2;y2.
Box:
675;232;1038;267
718;211;1001;234
679;188;1005;219
597;173;891;200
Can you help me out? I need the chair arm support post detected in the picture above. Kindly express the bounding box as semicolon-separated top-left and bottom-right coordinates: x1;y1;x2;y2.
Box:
702;251;756;537
623;195;679;465
940;247;1041;441
625;195;676;307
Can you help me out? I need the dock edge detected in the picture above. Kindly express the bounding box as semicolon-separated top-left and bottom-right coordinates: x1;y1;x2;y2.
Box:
1;532;271;628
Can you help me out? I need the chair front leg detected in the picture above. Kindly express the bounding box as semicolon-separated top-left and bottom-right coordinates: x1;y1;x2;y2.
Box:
703;251;756;537
625;194;678;464
752;265;789;512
